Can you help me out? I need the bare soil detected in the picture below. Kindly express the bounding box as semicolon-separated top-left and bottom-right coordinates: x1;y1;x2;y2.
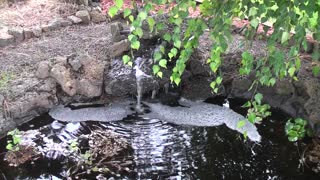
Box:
0;23;112;76
0;0;78;28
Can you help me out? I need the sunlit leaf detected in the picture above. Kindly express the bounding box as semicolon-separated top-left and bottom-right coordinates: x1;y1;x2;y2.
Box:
108;6;119;18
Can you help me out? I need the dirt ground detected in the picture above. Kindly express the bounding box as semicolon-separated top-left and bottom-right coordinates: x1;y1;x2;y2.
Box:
0;0;78;28
0;23;112;75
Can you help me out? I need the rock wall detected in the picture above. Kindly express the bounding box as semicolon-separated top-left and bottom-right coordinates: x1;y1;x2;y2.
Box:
1;20;320;138
184;50;320;129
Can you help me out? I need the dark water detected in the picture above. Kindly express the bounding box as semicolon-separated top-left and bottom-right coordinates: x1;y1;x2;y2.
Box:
0;98;319;179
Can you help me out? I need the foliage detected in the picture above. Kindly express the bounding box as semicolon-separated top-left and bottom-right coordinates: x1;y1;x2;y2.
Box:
107;0;320;129
285;118;310;142
67;140;110;177
0;71;14;91
6;129;22;151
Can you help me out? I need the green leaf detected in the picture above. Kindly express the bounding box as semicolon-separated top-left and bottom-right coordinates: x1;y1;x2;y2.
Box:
242;101;251;108
171;48;178;57
288;136;298;142
216;76;222;85
129;15;134;22
128;34;135;41
159;46;165;54
138;11;147;20
288;130;298;138
157;71;163;78
115;0;123;9
159;59;167;68
237;120;246;128
174;77;181;85
288;66;296;77
174;40;182;49
123;8;131;18
108;6;119;18
295;58;301;70
177;63;186;75
249;7;257;17
131;40;140;50
210;62;218;73
153;52;162;61
6;144;13;151
156;23;165;30
281;31;290;44
312;66;320;76
147;17;156;32
174;18;183;25
153;65;160;74
134;27;143;38
248;113;256;123
168;53;173;59
163;33;171;41
210;81;216;89
122;55;130;64
144;3;152;12
250;19;259;29
128;61;133;67
254;93;263;105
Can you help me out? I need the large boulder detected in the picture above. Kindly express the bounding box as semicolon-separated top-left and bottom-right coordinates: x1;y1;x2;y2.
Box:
104;58;156;96
76;55;105;97
36;55;105;99
76;10;91;24
0;33;14;47
2;77;57;133
50;63;78;97
90;10;106;23
107;39;130;58
8;27;24;42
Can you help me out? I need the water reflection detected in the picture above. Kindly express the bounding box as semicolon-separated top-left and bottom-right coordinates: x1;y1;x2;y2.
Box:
0;113;319;179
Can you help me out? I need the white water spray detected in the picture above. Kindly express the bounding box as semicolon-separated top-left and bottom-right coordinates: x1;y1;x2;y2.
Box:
134;57;152;113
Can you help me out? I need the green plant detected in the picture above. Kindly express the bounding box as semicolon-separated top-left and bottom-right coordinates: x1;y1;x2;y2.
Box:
285;118;309;142
6;129;22;151
108;0;320;127
69;140;80;152
0;71;14;91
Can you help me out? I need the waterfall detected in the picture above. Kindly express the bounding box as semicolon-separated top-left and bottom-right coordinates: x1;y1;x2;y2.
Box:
134;57;151;113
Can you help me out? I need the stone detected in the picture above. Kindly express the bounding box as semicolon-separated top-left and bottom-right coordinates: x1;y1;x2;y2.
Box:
8;27;24;42
108;39;130;58
67;15;82;24
78;0;89;6
36;61;50;79
32;26;42;37
90;10;106;23
50;63;77;96
187;57;210;77
76;10;91;24
181;77;213;101
77;78;102;97
110;22;125;42
104;58;155;96
24;28;34;39
0;33;14;47
44;18;71;32
0;94;4;105
8;91;57;120
68;57;82;71
59;19;73;27
41;24;52;32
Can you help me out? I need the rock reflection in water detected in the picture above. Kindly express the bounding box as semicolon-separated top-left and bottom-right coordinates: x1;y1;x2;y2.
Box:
100;117;205;179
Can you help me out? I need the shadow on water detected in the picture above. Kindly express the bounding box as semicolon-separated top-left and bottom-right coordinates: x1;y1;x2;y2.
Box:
0;97;319;179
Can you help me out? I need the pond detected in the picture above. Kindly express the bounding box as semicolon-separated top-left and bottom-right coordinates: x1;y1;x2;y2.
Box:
0;98;319;179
